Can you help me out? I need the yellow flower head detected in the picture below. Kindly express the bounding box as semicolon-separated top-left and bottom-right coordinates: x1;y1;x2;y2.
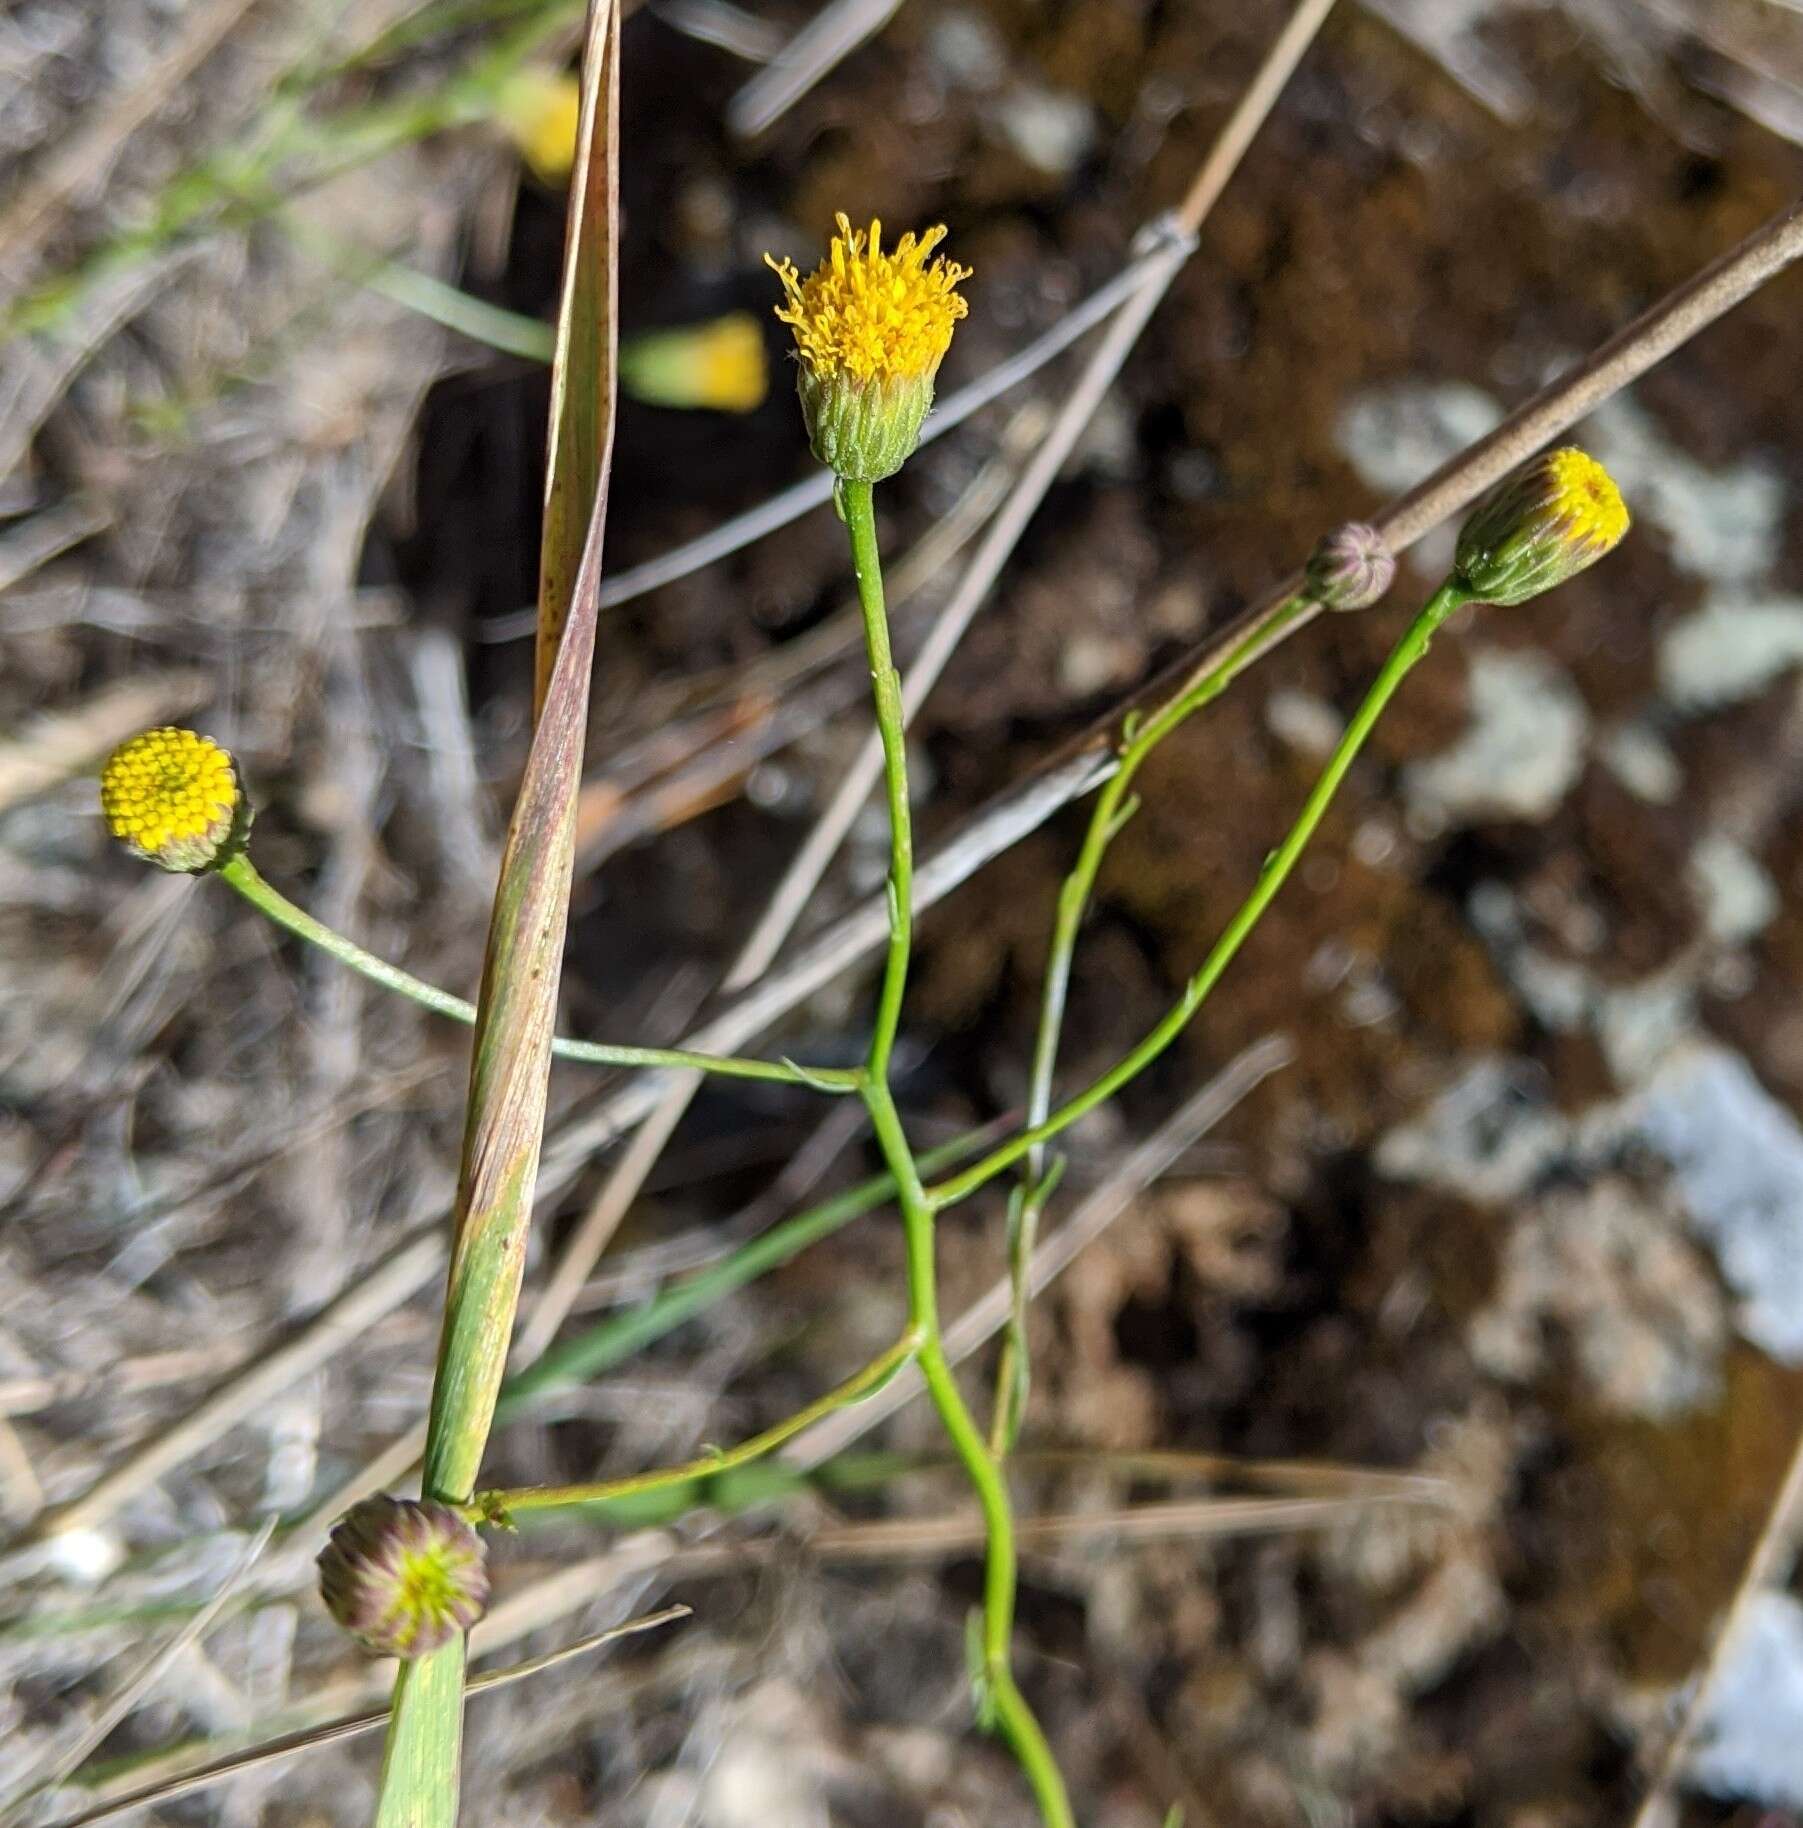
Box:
767;214;969;389
765;213;970;481
620;312;768;414
101;727;249;874
1454;447;1630;607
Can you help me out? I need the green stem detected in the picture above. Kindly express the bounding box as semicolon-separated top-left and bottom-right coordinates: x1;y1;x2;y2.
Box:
865;1083;1074;1825
933;581;1470;1213
453;1133;1007;1531
841;479;911;1086
992;589;1317;1450
216;852;858;1091
842;477;1074;1828
467;1331;920;1523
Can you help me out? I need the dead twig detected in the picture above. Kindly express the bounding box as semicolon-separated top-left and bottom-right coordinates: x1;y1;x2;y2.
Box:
1627;1425;1803;1828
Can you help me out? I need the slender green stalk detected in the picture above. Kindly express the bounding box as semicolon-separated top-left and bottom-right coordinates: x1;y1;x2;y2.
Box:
992;589;1317;1449
865;1081;1073;1824
374;1653;464;1826
841;479;1075;1828
842;480;911;1086
216;852;858;1091
467;1332;920;1523
931;581;1472;1214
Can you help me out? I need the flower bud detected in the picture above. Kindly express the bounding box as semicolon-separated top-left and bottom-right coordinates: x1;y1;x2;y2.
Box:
1305;522;1395;611
766;214;970;483
317;1496;490;1658
1454;447;1629;607
100;727;250;874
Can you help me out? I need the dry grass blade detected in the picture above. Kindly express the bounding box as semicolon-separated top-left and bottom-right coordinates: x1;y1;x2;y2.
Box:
375;3;621;1820
0;496;110;595
43;1608;690;1828
1;1519;276;1822
1628;1427;1803;1828
725;0;904;138
810;1493;1441;1561
1003;1447;1449;1502
0;1344;245;1421
420;511;614;1511
534;0;621;719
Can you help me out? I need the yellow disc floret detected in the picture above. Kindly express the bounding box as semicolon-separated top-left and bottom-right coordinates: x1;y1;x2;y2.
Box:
767;214;969;389
1454;447;1630;607
101;727;248;873
766;213;970;481
1542;447;1631;554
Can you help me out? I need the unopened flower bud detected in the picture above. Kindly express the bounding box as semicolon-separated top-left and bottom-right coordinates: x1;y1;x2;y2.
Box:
1454;447;1629;607
766;213;970;483
317;1496;490;1658
100;727;250;874
1306;522;1394;611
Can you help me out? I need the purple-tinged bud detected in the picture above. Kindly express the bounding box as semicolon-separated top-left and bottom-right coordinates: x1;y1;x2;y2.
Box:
317;1496;489;1658
1305;522;1396;612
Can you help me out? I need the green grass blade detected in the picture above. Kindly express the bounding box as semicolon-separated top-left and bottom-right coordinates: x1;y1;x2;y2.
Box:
373;3;620;1821
373;1652;465;1828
